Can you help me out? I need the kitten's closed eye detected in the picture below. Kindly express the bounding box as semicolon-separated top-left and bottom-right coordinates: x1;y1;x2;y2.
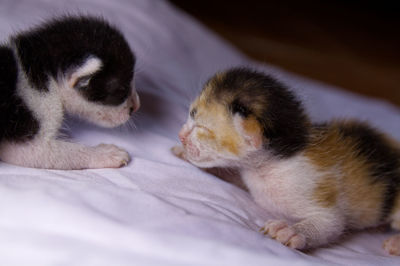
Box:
231;100;251;118
190;108;197;119
74;75;92;89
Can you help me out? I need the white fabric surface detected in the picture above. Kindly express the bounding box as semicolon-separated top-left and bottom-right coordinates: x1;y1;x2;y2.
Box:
1;0;400;265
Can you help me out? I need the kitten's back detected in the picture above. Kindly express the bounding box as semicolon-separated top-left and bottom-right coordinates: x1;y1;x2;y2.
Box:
306;120;400;225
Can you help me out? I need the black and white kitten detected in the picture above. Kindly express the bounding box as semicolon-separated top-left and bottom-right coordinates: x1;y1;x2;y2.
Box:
0;16;140;169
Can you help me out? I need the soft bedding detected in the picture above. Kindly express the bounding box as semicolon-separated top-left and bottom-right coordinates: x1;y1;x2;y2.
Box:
1;0;400;265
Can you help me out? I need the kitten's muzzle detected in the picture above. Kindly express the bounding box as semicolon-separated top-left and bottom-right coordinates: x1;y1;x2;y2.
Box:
179;127;191;145
178;126;201;158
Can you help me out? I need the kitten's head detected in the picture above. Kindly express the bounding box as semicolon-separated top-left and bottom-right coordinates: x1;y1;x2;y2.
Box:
61;54;139;128
42;16;140;127
178;68;309;168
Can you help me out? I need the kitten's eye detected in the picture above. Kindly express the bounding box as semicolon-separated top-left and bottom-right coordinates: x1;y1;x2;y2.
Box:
190;108;197;119
74;75;91;89
231;101;250;117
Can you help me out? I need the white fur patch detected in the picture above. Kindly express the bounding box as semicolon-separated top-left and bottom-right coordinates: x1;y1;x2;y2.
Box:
0;140;130;169
242;154;345;248
242;154;320;220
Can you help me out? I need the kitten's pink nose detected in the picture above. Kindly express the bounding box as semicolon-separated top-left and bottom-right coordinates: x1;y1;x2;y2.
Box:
179;127;191;145
129;91;140;115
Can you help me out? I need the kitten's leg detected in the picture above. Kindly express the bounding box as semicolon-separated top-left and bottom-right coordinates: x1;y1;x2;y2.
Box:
0;139;130;170
383;218;400;256
261;212;344;249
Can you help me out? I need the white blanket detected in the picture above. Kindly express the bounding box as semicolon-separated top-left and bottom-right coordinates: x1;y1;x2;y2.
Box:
1;0;400;265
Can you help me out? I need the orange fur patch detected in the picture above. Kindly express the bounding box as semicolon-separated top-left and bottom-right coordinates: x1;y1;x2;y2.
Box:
306;124;385;227
242;116;261;135
197;129;216;141
214;72;226;84
194;96;207;111
313;174;337;208
193;98;241;156
221;135;239;155
242;116;263;149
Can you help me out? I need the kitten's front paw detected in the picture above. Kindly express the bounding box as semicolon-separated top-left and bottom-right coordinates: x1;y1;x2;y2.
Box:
89;143;130;168
383;234;400;256
171;145;187;160
260;220;306;250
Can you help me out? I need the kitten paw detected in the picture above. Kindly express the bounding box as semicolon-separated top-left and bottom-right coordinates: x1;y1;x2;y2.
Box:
383;234;400;256
89;144;130;168
260;220;306;250
171;145;186;160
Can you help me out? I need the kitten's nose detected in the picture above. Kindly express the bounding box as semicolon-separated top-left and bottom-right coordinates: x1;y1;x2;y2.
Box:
130;91;140;113
179;127;190;145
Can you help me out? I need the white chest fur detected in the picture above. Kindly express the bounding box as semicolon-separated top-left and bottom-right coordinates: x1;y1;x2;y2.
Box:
241;154;319;222
12;45;64;140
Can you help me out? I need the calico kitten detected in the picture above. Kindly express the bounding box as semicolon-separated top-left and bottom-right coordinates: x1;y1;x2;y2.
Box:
172;67;400;255
0;16;140;169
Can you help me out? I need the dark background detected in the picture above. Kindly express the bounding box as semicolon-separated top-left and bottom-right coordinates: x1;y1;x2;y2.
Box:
170;0;400;107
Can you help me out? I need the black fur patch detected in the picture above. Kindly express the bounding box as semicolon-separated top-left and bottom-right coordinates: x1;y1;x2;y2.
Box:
0;46;39;142
210;67;310;158
338;122;400;220
230;99;251;118
13;16;135;106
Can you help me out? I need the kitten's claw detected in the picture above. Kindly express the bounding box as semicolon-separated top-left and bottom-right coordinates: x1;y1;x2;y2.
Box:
383;234;400;256
89;143;130;168
261;220;306;250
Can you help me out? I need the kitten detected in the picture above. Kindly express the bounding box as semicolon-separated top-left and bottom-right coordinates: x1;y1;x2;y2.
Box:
0;16;140;169
172;67;400;255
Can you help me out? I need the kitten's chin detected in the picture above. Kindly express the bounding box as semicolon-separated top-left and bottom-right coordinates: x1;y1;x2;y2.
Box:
187;157;229;168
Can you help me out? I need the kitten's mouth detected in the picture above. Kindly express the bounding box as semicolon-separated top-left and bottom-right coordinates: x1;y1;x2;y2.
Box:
184;141;200;158
184;145;218;167
187;156;214;167
183;142;213;165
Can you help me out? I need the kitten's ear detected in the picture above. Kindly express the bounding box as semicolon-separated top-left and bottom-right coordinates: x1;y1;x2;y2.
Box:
68;56;103;89
233;115;263;150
